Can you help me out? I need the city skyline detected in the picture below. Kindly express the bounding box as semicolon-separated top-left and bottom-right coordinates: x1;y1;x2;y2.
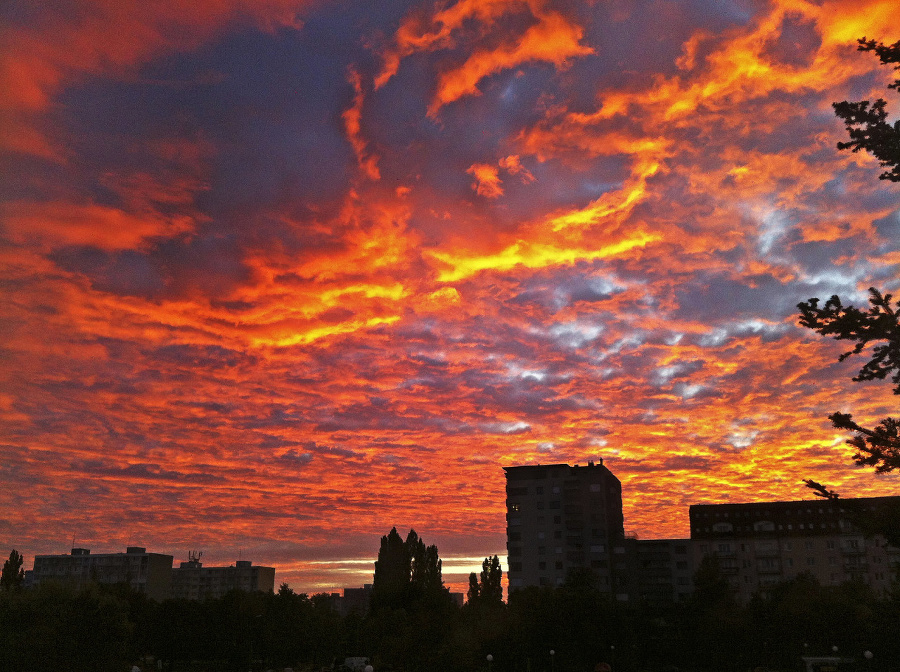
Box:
2;0;899;595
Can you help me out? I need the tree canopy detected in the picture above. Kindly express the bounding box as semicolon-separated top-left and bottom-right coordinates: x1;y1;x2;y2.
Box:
798;37;900;497
798;288;900;491
467;555;503;609
833;38;900;181
371;527;448;611
0;549;25;591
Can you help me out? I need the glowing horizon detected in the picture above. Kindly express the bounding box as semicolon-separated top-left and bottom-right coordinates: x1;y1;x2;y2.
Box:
1;0;899;595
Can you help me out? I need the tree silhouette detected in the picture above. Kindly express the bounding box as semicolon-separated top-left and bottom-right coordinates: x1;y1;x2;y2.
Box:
0;549;25;591
371;527;448;611
833;38;900;181
467;571;480;605
798;37;900;497
371;527;410;610
798;288;900;486
478;555;503;605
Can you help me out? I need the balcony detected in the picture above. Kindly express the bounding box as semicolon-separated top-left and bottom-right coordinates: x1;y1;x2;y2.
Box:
841;547;865;556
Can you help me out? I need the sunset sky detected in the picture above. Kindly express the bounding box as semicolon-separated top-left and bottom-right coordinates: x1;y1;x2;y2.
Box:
2;0;899;595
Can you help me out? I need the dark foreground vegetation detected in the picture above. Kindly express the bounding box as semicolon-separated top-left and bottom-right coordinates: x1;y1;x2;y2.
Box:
2;560;900;672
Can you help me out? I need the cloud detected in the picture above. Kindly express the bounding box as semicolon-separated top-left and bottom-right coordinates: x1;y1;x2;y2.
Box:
3;0;900;597
428;11;593;115
343;67;381;180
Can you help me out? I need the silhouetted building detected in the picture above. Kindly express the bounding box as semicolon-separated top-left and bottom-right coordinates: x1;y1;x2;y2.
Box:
31;547;173;601
505;460;624;592
338;583;373;616
170;557;275;600
617;538;695;603
690;496;900;603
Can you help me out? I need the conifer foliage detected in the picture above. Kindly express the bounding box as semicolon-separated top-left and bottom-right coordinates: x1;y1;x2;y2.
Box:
371;527;448;610
833;38;900;181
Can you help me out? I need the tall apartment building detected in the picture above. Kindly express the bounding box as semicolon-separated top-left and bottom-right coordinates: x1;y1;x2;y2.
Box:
690;496;900;603
31;547;173;601
505;461;624;592
170;557;276;600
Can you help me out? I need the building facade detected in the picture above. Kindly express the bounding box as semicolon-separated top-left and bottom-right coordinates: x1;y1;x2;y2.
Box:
31;547;173;601
170;558;276;600
690;497;900;603
619;538;695;604
505;461;625;592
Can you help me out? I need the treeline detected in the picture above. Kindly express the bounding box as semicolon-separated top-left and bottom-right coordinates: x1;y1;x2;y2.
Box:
3;536;900;672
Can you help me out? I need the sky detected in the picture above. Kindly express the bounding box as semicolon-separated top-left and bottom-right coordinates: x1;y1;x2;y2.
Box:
1;0;899;596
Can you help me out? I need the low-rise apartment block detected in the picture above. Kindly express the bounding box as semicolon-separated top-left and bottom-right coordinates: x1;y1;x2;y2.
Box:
690;497;900;603
31;547;173;601
170;557;275;600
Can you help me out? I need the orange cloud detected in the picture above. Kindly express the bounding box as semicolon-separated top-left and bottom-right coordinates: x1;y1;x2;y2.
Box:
376;0;592;115
343;68;381;181
5;0;900;598
429;11;593;114
376;0;535;89
1;201;198;251
467;163;504;197
0;0;310;157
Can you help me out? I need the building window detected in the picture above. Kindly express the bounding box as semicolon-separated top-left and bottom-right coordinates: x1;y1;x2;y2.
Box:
805;540;814;550
554;531;562;539
510;503;521;512
538;546;546;555
827;540;836;549
552;486;560;494
537;501;545;510
538;532;545;540
509;532;521;541
536;486;544;495
555;547;562;554
510;562;522;572
554;516;561;524
550;501;560;509
555;561;563;570
806;557;816;566
539;562;546;570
